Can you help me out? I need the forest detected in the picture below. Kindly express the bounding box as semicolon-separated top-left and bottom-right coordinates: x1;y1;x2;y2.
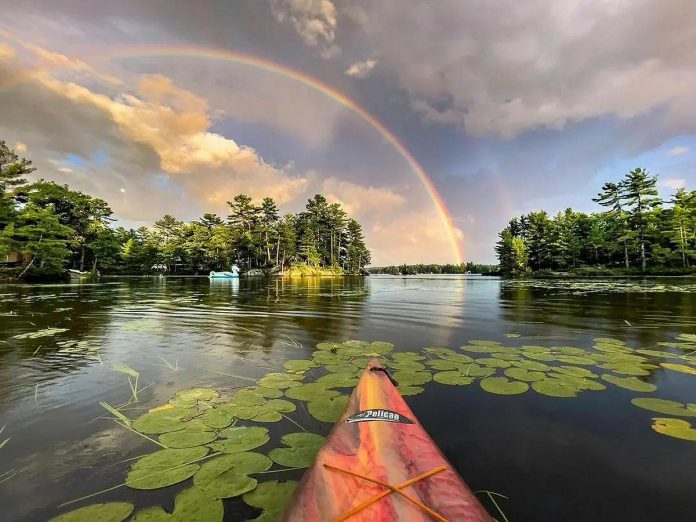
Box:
368;263;498;275
0;141;371;279
496;168;696;275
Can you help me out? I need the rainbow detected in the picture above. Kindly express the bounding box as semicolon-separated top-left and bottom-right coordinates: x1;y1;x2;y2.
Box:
0;41;463;263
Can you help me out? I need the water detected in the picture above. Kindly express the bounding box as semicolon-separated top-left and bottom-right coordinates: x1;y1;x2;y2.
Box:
1;275;695;521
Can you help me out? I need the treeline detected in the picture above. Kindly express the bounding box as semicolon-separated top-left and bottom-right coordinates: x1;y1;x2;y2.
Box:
0;141;371;278
369;262;498;275
496;168;696;275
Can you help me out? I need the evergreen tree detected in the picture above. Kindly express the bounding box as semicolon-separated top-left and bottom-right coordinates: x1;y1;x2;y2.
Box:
620;168;662;270
593;182;631;268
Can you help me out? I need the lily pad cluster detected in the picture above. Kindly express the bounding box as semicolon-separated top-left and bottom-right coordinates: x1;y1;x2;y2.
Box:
50;333;696;521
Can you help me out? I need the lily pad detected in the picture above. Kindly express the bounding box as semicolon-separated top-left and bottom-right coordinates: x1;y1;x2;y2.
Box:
476;357;511;368
511;360;551;372
253;399;296;422
531;378;578;398
307;394;349;422
631;398;696;417
316;342;343;351
368;341;395;353
397;385;424;396
257;373;303;390
556;355;596;365
170;389;219;407
316;373;359;388
423;347;459;358
600;363;650;376
554;347;589;356
126;447;209;490
133;407;199;435
522;351;556;362
504;368;545;382
636;349;680;359
132;487;222;522
600;374;656;392
392;370;432;386
285;383;338;401
50;503;134;522
269;432;325;468
652;418;696;442
428;359;468;371
554;366;598;378
284;360;316;373
386;360;426;371
160;431;217;449
13;327;68;339
209;427;270;454
243;480;298;521
660;363;696;376
480;377;528;395
201;408;233;429
194;452;272;498
461;344;508;354
230;390;267;406
433;371;475;386
392;352;425;362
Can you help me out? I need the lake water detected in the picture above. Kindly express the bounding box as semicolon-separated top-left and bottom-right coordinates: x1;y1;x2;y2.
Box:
1;275;696;521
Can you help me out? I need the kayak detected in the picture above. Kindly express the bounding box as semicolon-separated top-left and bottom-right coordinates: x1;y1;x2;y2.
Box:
282;358;493;521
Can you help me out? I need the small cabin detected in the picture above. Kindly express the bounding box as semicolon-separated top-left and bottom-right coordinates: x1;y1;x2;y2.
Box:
1;251;28;266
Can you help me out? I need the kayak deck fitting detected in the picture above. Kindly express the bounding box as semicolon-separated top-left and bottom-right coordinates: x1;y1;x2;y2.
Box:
282;358;492;521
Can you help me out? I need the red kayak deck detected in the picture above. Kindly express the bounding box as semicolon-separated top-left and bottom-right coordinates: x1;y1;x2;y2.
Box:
282;358;492;521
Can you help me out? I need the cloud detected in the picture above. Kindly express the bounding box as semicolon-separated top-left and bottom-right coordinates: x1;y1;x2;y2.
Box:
666;146;689;157
270;0;339;57
345;58;377;79
351;0;696;137
662;178;686;189
321;178;405;218
0;43;15;60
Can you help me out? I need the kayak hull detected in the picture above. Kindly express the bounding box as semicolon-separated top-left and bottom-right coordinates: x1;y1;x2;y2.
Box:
282;358;492;521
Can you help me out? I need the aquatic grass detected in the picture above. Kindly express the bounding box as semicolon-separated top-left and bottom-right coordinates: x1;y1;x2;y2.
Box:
157;357;179;372
112;363;142;402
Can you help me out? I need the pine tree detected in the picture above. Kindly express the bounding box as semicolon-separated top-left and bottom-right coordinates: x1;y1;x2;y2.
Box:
621;168;662;271
593;182;631;268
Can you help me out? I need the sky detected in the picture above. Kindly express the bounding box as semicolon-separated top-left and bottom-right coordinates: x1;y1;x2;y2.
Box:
1;0;695;265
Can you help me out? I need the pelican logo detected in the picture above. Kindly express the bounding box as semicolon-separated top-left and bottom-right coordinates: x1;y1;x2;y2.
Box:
345;409;413;424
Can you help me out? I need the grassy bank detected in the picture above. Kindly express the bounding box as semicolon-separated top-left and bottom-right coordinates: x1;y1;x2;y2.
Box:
281;264;348;277
525;266;696;278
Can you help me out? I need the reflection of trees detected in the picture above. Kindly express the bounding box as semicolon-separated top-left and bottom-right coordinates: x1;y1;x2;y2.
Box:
201;276;370;350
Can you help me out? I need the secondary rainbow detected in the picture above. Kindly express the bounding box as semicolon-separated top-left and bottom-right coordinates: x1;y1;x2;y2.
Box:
0;41;463;263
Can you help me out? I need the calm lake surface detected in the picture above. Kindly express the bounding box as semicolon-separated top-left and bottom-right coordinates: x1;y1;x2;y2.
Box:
1;275;696;521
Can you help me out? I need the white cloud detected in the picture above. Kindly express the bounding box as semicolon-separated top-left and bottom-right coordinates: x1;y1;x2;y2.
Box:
666;146;689;157
345;59;377;79
270;0;338;57
662;178;686;189
57;167;73;173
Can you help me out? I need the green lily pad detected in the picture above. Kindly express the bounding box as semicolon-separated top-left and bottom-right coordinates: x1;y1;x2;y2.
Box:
316;373;359;388
126;447;209;490
254;387;284;399
531;378;578;398
209;427;270;453
243;480;298;521
594;343;630;353
49;503;134;522
201;408;233;429
511;360;551;372
253;399;296;422
13;327;68;339
392;370;432;386
257;373;303;390
468;340;503;346
549;374;606;391
480;377;528;395
324;363;361;374
522;351;557;362
600;374;657;392
433;371;475;386
194;452;272;498
269;432;325;468
316;342;343;351
428;359;468;371
461;344;508;354
594;338;626;345
160;431;218;449
392;352;425;362
220;403;260;420
231;390;267;406
601;363;650;376
652;418;696;441
133;407;198;435
504;368;545;382
636;349;681;359
285;383;338;401
660;363;696;375
554;366;598;378
555;355;597;365
368;341;395;353
284;360;316;373
344;339;370;348
554;347;589;356
423;347;459;358
631;398;696;417
397;385;424;396
386;360;427;371
676;334;696;343
132;487;222;522
307;394;349;423
492;352;521;361
169;389;219;407
476;357;511;368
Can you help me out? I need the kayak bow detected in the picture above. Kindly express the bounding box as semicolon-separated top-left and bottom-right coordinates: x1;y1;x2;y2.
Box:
282;358;492;521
